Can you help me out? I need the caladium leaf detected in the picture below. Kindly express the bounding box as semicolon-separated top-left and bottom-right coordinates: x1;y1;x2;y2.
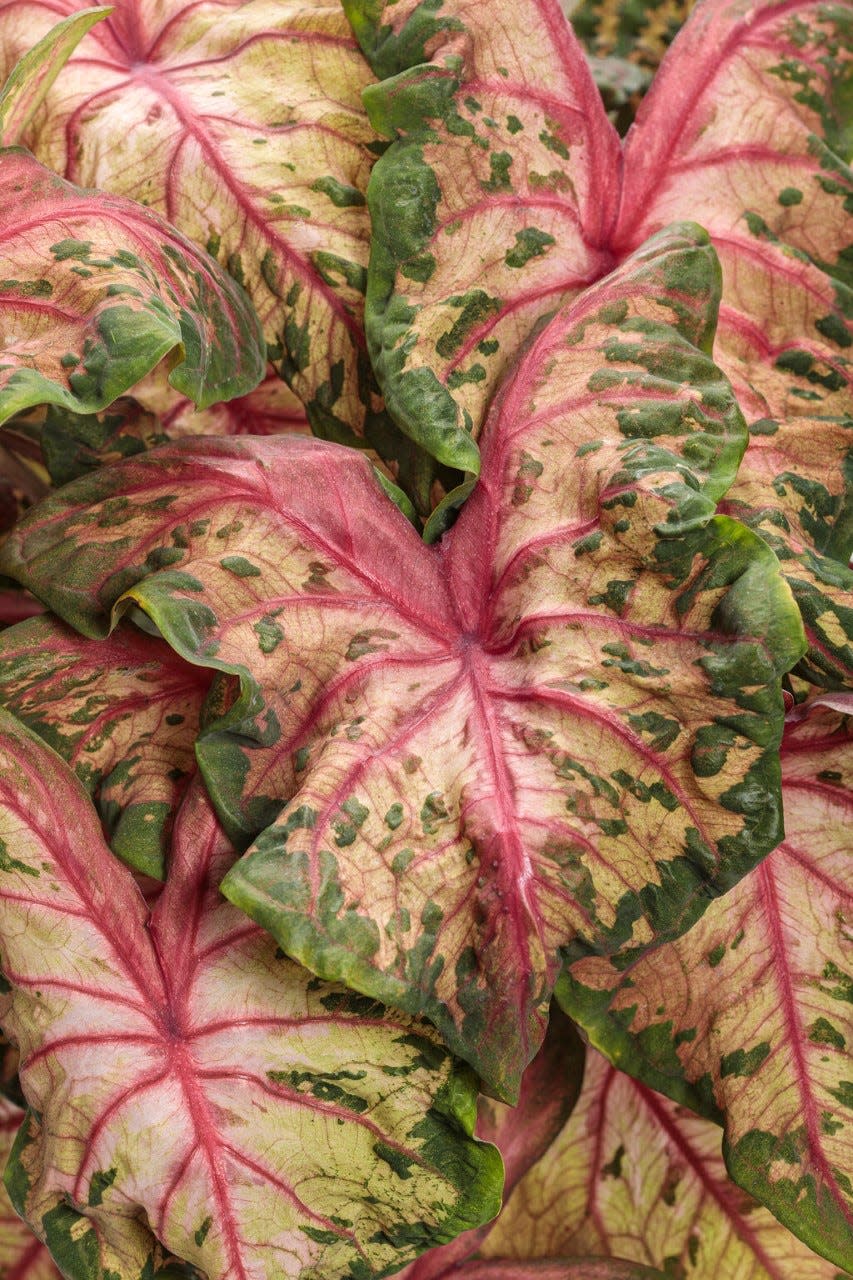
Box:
351;0;851;447
0;614;211;877
0;713;502;1279
0;0;381;453
350;0;852;669
347;0;622;472
557;695;853;1267
37;369;309;489
0;6;111;146
0;1100;62;1280
400;1006;585;1280
478;1049;849;1278
0;229;806;1098
716;415;853;689
413;1261;666;1278
0;148;265;427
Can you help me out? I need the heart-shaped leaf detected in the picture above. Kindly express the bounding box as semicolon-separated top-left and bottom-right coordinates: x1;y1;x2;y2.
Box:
0;713;502;1279
348;0;851;675
0;1100;62;1280
350;0;851;457
557;694;853;1268
0;614;211;877
478;1049;848;1278
0;229;805;1098
0;148;266;426
0;0;380;451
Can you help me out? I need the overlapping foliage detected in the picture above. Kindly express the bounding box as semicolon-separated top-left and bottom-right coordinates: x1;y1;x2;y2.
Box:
0;0;850;1277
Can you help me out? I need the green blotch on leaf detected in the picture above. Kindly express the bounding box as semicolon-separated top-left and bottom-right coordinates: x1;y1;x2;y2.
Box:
310;176;366;207
50;238;92;261
194;1216;212;1247
505;227;556;268
385;803;404;830
720;1042;771;1077
87;1167;117;1207
481;150;513;193
778;186;804;205
0;838;39;878
829;1080;853;1109
435;291;502;359
373;1141;415;1180
270;1068;369;1113
420;792;449;834
254;614;285;654
810;1017;846;1050
220;556;261;577
602;1144;624;1178
707;943;726;968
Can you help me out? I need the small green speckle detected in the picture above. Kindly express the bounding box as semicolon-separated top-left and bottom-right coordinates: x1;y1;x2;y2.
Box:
220;555;261;577
195;1216;212;1247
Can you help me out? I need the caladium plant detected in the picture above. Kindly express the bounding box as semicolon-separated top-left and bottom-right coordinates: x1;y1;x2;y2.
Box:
0;226;807;1101
0;0;851;1276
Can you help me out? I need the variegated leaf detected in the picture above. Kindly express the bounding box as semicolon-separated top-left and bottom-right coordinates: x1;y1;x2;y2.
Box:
0;6;110;146
412;1261;667;1278
0;715;502;1279
348;0;851;675
479;1049;850;1278
716;414;853;689
0;614;211;877
0;1100;62;1280
346;0;621;471
557;694;853;1268
615;0;852;426
0;1;380;454
0;229;805;1098
400;1006;585;1280
0;148;265;425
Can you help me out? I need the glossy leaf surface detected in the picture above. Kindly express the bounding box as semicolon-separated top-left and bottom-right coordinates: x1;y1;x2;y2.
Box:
558;696;853;1268
0;1101;61;1280
0;231;805;1097
0;148;265;427
0;614;211;877
0;715;501;1279
480;1050;848;1278
0;0;380;449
